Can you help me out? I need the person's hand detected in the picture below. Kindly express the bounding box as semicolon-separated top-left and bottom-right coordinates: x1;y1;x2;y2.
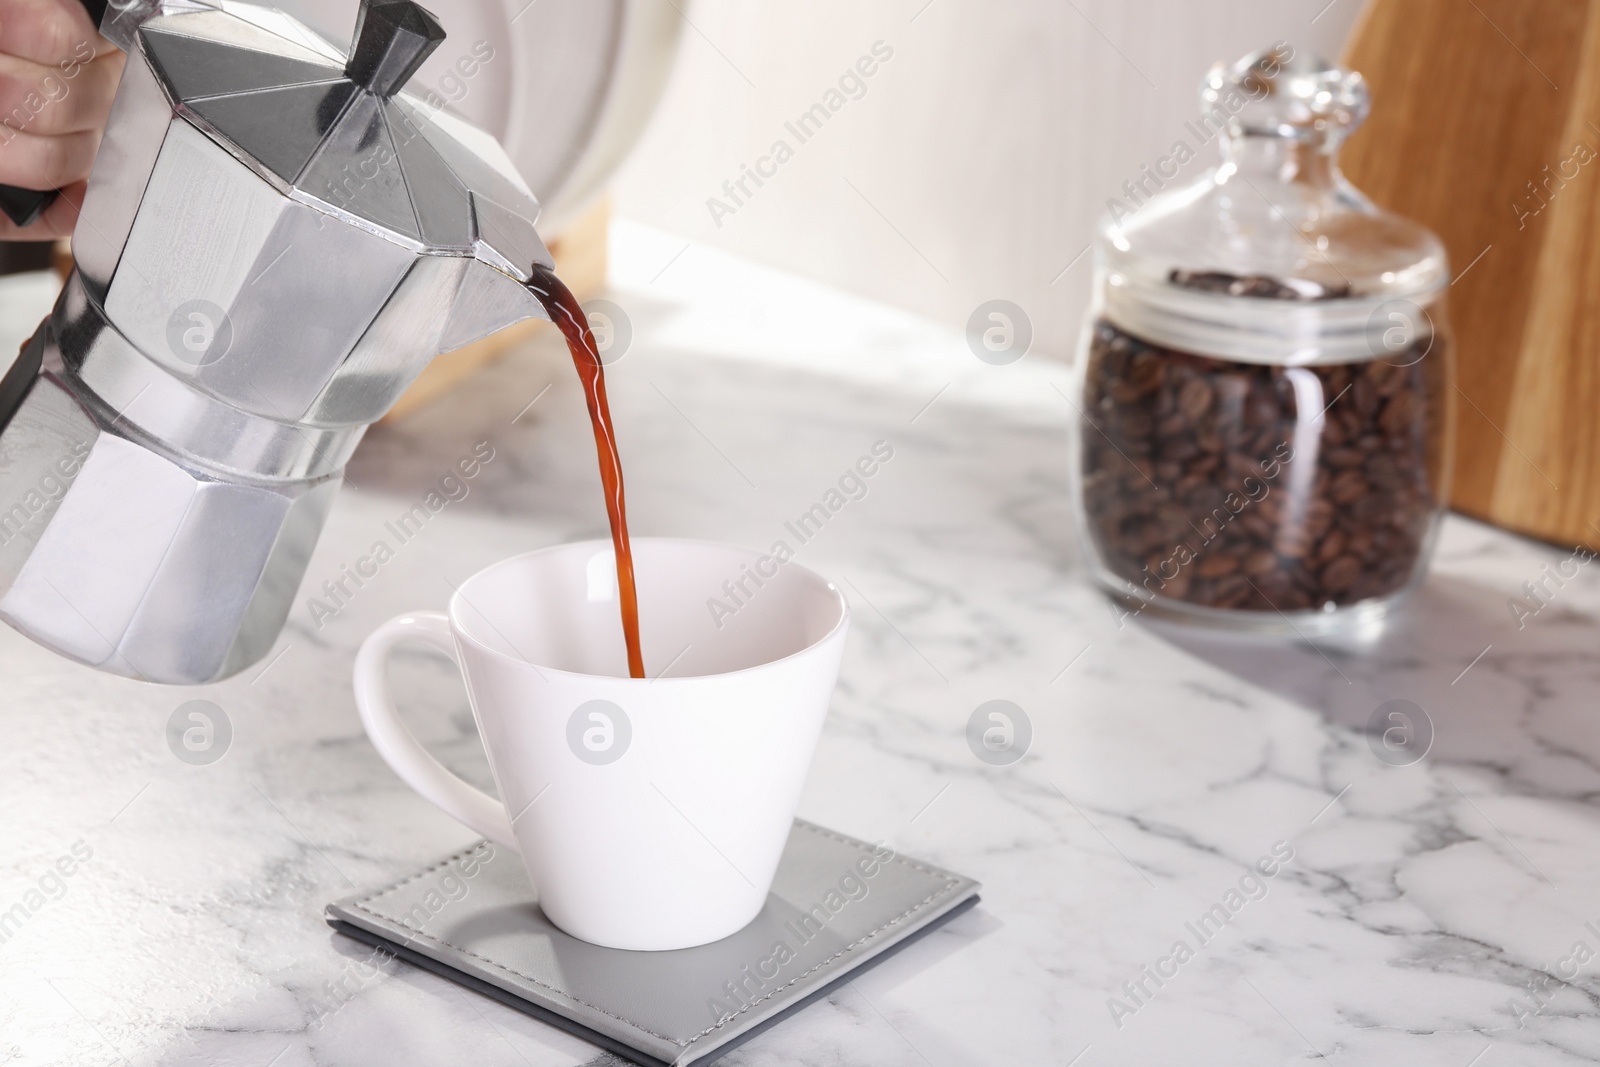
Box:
0;0;123;240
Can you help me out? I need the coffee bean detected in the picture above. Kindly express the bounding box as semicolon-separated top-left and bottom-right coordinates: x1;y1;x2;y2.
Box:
1164;439;1200;463
1239;512;1275;541
1109;380;1145;404
1079;319;1444;615
1274;527;1314;559
1352;495;1388;524
1330;470;1368;504
1126;352;1164;395
1226;452;1264;480
1244;550;1279;577
1245;397;1279;427
1118;410;1154;438
1316;528;1347;564
1211;574;1253;608
1368;360;1407;396
1168;269;1351;300
1326;447;1364;468
1305;499;1335;539
1380;389;1417;437
1178;379;1214;420
1366;453;1402;490
1196;554;1239;578
1347;527;1376;558
1322;554;1362;592
1215;376;1249;414
1353;376;1379;417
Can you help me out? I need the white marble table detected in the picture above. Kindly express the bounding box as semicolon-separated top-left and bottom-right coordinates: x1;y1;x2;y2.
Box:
3;223;1599;1066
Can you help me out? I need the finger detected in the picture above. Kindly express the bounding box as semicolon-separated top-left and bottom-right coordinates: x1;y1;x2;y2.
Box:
0;126;99;190
0;0;107;67
38;175;83;236
0;177;82;240
0;51;123;135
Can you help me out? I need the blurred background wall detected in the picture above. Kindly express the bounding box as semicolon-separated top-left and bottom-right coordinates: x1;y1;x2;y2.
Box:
613;0;1363;359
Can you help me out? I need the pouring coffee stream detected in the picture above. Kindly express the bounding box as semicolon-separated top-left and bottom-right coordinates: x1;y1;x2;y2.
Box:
523;264;646;679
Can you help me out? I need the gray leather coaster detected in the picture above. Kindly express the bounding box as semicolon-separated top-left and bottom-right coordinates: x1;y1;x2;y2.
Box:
326;820;980;1067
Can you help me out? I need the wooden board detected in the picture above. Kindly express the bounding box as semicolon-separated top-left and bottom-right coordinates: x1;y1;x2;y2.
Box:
1341;0;1600;548
382;195;610;422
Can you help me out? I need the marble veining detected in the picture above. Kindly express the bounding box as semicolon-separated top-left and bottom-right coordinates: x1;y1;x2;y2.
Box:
2;223;1599;1065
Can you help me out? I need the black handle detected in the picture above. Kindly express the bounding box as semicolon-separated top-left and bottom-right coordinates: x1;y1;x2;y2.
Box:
0;186;60;229
0;0;108;229
345;0;445;100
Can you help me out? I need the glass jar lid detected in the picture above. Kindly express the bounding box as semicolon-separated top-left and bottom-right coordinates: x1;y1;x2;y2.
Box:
1097;46;1449;366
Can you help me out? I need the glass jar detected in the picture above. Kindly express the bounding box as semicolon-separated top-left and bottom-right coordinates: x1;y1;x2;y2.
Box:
1068;46;1455;635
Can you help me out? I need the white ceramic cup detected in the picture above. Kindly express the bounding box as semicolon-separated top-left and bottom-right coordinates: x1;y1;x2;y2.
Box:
352;538;849;951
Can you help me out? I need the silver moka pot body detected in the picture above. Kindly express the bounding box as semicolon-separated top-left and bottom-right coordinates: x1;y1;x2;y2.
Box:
0;0;553;684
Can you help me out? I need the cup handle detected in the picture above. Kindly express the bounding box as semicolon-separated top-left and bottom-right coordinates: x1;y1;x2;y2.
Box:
353;611;519;852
